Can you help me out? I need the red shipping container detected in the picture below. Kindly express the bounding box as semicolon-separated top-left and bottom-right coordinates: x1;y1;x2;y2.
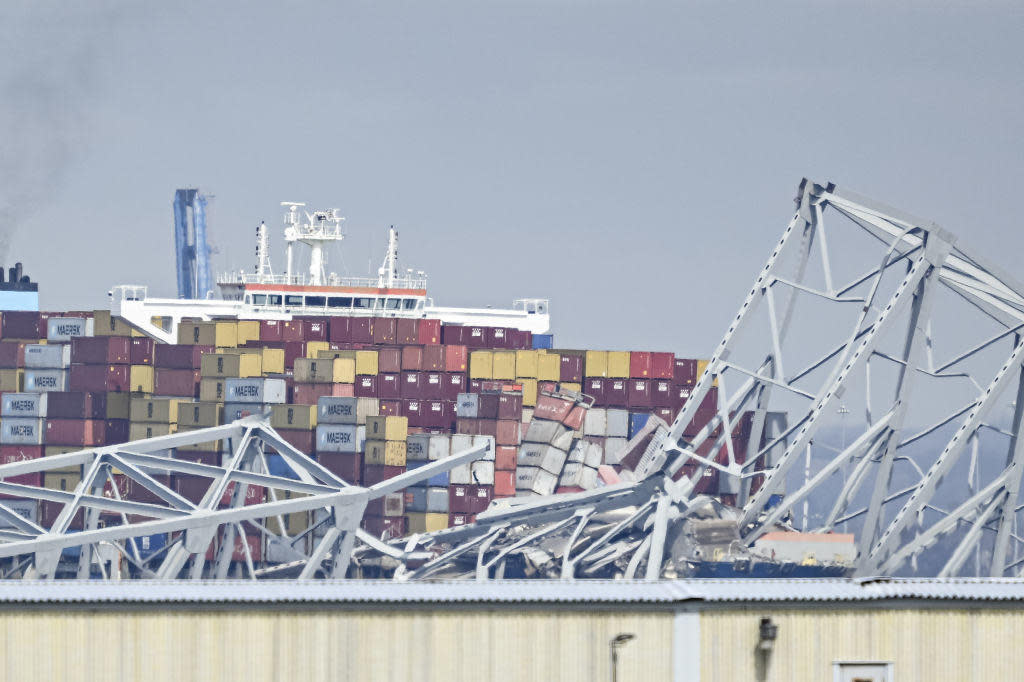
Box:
495;420;520;446
45;419;103;446
363;465;404;486
654;407;675;423
456;418;478;435
497;393;523;421
130;338;155;365
699;387;719;412
372;318;397;345
468;485;493;514
560;355;583;382
281;319;305;342
486;327;509;348
672;385;692;412
444;345;468;372
155;368;201;398
605;379;629;408
362;515;407;540
421;344;445;372
71;337;131;364
417;319;441;345
466;326;488;349
292;382;333;405
651;352;674;379
468;379;482;394
449;484;474;513
354;375;378;398
563;405;586;431
476;419;497;438
276;428;315;453
494;470;515;496
378;373;401;399
495;445;517;471
511;329;533;350
427;400;452;430
154;344;213;369
260;320;284;342
402;399;423;427
317;452;362;483
379;399;401;416
298;316;329;342
378;347;402;373
443;373;467;401
0;341;25;368
396;318;419;345
349;318;372;343
2;311;41;339
69;364;130;393
328;316;350;343
40;501;83;530
674;358;698;385
441;325;467;345
584;378;606;405
401;345;423;371
652;379;674;408
104;419;130;444
629;351;652;378
0;445;43;497
533;395;574;422
103;473;172;505
401;372;423;399
448;512;474;527
628;379;652;408
421;372;444;400
45;391;106;419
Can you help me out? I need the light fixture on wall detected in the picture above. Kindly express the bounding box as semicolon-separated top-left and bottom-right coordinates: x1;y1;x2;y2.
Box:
609;633;635;682
758;617;778;652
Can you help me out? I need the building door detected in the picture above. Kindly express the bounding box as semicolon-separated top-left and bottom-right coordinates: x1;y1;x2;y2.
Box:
834;662;893;682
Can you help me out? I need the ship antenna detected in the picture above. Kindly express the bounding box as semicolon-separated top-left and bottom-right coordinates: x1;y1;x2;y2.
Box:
377;226;399;288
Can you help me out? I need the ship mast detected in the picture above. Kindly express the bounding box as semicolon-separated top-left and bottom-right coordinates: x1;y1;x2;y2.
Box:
377;226;399;288
280;203;344;286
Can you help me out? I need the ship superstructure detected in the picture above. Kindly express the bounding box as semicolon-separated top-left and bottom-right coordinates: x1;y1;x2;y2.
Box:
113;201;549;343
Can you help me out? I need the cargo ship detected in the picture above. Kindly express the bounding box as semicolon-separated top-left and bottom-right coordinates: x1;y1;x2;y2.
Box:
111;203;550;344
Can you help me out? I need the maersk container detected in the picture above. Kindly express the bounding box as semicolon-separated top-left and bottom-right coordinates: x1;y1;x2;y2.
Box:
223;402;266;422
455;392;479;418
24;369;69;393
46;317;92;342
531;333;554;350
317;396;358;425
23;344;70;369
0;498;38;528
515;466;538;490
406;433;430;461
1;392;47;418
531;469;558;496
0;417;45;445
427;434;450;461
315;424;359;453
224;377;286;404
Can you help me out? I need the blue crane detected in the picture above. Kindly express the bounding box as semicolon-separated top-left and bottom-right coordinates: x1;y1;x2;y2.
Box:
172;188;213;299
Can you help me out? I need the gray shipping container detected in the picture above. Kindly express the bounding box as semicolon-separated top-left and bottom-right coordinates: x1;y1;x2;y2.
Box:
427;434;450;461
0;417;45;445
532;469;558;496
426;487;449;513
606;409;630;438
604;437;628;464
471;434;496;460
23;369;69;393
0;499;38;528
450;434;473;455
540;446;568;475
517;442;547;467
560;462;584;487
317;397;358;424
46;317;93;342
515;466;539;490
224;378;287;404
23;344;71;369
315;424;359;453
406;486;427;512
455;392;479;418
223;403;267;422
449;462;472;485
1;392;47;418
471;460;495;485
583;408;607;437
579;466;599;489
406;433;430;461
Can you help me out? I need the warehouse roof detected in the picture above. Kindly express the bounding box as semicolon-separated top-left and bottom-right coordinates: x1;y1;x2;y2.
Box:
2;578;1024;605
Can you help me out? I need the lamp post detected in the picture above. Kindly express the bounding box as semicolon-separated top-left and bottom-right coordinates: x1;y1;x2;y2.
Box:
609;633;635;682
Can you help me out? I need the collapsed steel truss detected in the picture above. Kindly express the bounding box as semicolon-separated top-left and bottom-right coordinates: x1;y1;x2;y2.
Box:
3;178;1023;580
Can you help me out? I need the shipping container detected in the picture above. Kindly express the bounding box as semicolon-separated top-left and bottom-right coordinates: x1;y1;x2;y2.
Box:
71;336;130;364
293;357;355;383
200;352;262;378
365;415;408;442
177;402;222;428
1;311;41;339
1;418;45;445
130;337;156;366
417;319;441;345
224;377;287;404
129;398;180;424
315;424;359;453
270;404;317;430
1;392;46;417
129;365;155;393
396;318;418;345
378;373;401;399
177;320;238;347
154;344;214;369
23;344;70;369
69;364;130;393
154;368;201;398
46;317;92;342
316;452;362;482
23;369;69;392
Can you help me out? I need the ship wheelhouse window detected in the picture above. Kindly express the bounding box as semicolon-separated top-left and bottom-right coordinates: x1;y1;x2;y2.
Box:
305;295;326;307
403;298;417;310
375;297;386;309
354;297;371;309
268;294;282;305
328;296;352;308
285;295;303;306
385;298;400;310
252;294;267;305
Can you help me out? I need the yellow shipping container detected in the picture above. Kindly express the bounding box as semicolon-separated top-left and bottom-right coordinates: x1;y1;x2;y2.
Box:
129;422;176;440
365;440;407;467
178;321;238;348
305;341;330;359
537;353;561;381
492;351;516;381
270;404;317;430
44;471;82;492
695;359;718;386
129;398;180;424
236;320;261;345
177;401;222;428
585;350;609;378
407;512;449;534
130;365;155;393
0;369;22;392
520;378;538;407
198;378;227;402
515;350;539;379
93;310;137;337
470;351;494;379
607;351;630;378
355;350;378;376
261;348;285;375
293;358;355;384
317;349;356;361
174;425;223;452
105;392;131;420
265;490;310;535
201;353;261;378
365;415;408;442
561;382;582;393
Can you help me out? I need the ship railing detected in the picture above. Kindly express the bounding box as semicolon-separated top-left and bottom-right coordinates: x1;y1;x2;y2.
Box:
216;272;428;289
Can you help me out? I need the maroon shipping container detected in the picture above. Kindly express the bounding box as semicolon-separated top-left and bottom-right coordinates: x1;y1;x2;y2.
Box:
654;407;675;424
468;379;483;394
396;318;418;345
456;418;478;435
448;512;474;527
103;473;172;506
537;380;558;394
276;428;314;453
699;387;719;412
584;378;606;405
444;373;467;401
71;337;131;364
418;319;442;345
627;379;652;408
0;445;43;497
486;327;509;349
495;420;521;446
173;450;220;467
422;345;445;372
497;393;523;421
45;392;106;419
41;501;83;530
401;372;423;399
629;351;653;378
378;373;401;399
372;318;397;345
650;352;674;379
45;419;104;446
476;393;499;420
672;385;692;411
401;345;423;371
0;341;24;368
449;484;474;513
349;318;372;343
495;445;517;471
468;485;493;514
605;379;629;408
1;311;41;339
154;368;201;398
260;320;284;342
355;375;378;398
444;345;468;373
154;344;213;369
363;464;404;486
427;400;454;430
558;354;582;382
298;316;329;342
466;326;488;349
104;419;130;444
402;399;423;427
362;515;407;540
316;452;362;483
281;319;305;342
129;337;155;365
441;324;468;345
379;399;401;416
328;316;350;343
378;347;402;373
674;358;698;386
69;364;130;393
476;419;497;438
510;329;532;350
652;379;674;408
422;372;444;400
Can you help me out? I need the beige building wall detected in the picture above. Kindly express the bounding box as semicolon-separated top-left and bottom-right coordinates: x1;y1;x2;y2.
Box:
700;606;1024;682
0;608;675;682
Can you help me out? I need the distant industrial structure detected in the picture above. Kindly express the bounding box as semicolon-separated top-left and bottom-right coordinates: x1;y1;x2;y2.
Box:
172;188;213;300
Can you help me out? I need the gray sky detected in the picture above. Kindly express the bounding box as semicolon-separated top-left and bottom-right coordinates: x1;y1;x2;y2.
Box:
1;0;1022;354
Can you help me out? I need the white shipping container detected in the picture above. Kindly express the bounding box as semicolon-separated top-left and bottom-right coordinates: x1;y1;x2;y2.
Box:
540;446;568;475
583;408;607;437
23;344;71;369
317;397;358;424
450;434;473;455
584;442;604;468
1;392;47;418
264;535;310;563
223;402;267;421
560;462;584;487
524;419;560;444
604;437;628;464
531;469;558;496
606;409;630;438
23;369;69;393
517;442;547;467
567;440;587;463
521;407;534;423
0;498;38;528
550;425;574;451
406;434;431;461
449;462;473;485
580;466;599;490
470;461;495;485
356;397;379;424
315;425;359;453
0;417;45;445
426;487;449;513
471;435;496;460
382;492;405;516
455;392;479;418
46;316;93;342
224;378;287;404
427;434;450;461
515;466;539;490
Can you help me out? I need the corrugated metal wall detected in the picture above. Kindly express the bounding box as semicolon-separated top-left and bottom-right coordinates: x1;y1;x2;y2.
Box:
0;608;673;682
700;607;1024;681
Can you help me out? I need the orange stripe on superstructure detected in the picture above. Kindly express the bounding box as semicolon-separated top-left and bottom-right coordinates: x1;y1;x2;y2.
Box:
243;284;427;296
